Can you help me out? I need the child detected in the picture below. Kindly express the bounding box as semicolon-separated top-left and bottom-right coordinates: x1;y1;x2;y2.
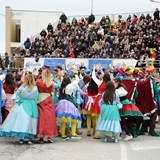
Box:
95;81;122;143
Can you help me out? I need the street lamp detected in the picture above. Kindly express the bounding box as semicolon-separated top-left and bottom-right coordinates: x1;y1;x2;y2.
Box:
150;0;160;3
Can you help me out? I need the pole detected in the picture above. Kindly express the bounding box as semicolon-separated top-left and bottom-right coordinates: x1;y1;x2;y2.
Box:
91;0;93;13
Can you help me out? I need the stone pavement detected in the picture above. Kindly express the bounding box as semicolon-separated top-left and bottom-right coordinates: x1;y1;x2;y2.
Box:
0;125;160;160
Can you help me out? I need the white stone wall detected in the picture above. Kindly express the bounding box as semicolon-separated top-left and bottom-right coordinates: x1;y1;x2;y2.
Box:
11;10;62;44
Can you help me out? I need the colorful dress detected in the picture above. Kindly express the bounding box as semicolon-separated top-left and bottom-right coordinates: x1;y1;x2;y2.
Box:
37;79;58;138
84;90;97;115
80;81;87;112
2;83;16;122
96;91;122;137
117;87;144;121
53;80;61;106
91;70;106;116
0;86;39;139
157;82;160;114
55;80;81;124
0;80;3;124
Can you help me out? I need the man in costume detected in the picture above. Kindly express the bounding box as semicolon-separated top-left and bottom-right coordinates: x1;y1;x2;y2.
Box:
136;64;159;136
122;67;138;105
121;67;143;138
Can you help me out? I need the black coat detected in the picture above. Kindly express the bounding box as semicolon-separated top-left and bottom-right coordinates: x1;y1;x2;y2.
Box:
88;15;95;24
60;15;67;24
154;11;159;20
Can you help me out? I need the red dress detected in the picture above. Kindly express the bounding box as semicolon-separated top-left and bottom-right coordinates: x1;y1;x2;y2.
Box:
36;80;58;138
92;82;106;116
84;90;97;114
2;83;15;123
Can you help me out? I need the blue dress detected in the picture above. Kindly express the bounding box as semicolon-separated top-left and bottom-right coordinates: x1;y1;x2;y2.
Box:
0;86;39;139
96;91;122;138
0;80;2;124
73;85;83;129
53;80;61;106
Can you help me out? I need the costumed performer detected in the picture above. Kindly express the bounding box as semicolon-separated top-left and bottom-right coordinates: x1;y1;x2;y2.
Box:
122;67;138;105
52;68;61;106
80;74;91;125
96;81;122;143
84;78;98;136
92;65;111;139
155;74;160;115
72;74;88;135
114;78;144;141
36;69;58;143
0;74;39;144
55;76;82;141
0;80;6;124
136;64;159;136
2;73;16;123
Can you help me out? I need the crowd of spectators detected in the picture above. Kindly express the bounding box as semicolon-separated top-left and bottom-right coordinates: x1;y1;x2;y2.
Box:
3;9;160;69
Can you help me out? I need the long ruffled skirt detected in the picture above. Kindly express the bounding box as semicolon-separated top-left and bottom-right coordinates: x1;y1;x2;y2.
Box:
55;99;81;123
0;103;38;139
96;104;122;138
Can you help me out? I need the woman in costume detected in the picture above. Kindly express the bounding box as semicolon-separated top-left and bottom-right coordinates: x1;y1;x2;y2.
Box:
55;76;82;140
114;78;144;141
96;81;122;143
72;75;88;135
84;78;98;136
2;73;16;123
92;65;111;139
80;74;91;125
0;80;6;124
52;68;63;106
0;74;39;144
36;69;58;143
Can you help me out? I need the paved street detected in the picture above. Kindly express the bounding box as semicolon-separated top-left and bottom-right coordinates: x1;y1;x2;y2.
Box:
0;124;160;160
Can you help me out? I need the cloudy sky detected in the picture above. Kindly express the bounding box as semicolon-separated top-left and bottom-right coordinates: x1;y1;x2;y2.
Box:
0;0;159;54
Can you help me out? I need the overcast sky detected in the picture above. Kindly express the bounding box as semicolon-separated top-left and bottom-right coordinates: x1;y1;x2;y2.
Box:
0;0;159;54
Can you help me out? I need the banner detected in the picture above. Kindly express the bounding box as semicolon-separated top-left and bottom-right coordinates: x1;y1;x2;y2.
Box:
112;59;138;68
88;59;112;70
24;58;44;71
66;58;88;69
44;58;66;70
24;58;138;71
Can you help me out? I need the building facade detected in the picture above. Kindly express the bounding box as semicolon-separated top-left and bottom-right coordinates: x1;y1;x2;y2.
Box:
5;6;62;55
